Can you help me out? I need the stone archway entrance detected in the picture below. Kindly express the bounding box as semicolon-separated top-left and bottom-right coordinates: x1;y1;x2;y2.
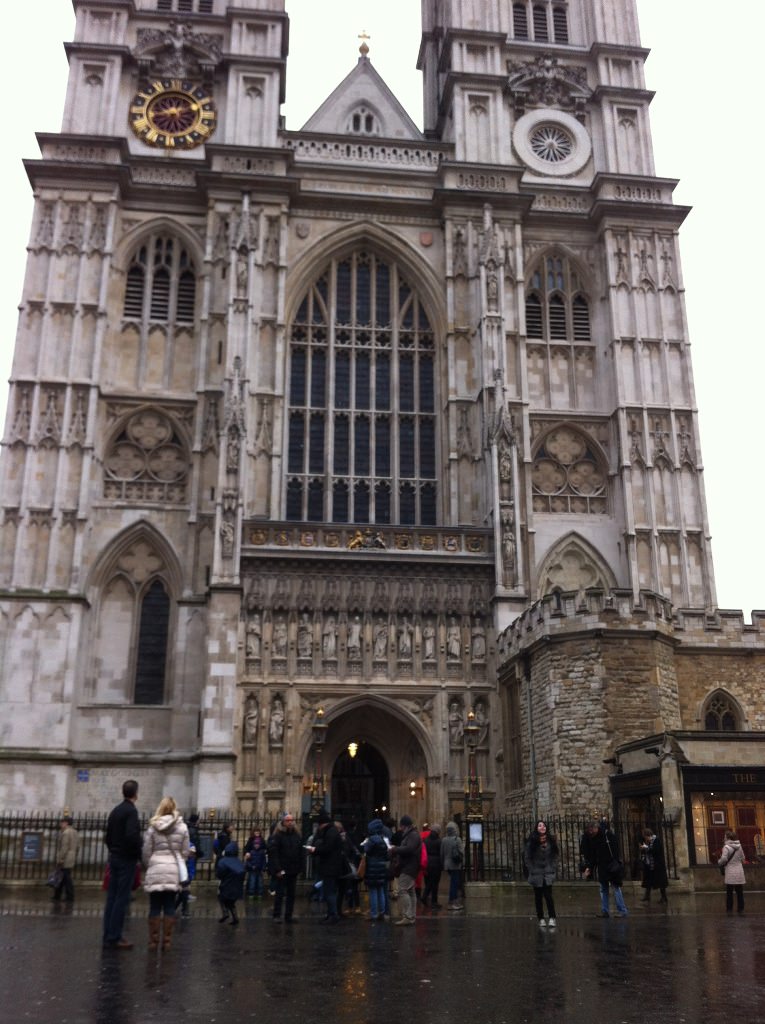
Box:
313;698;437;828
331;743;389;827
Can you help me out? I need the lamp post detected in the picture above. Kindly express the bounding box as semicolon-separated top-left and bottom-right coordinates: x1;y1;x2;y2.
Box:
463;708;483;880
310;707;328;817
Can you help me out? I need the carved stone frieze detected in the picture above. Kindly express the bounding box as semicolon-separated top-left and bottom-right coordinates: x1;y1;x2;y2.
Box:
134;23;223;81
506;53;591;121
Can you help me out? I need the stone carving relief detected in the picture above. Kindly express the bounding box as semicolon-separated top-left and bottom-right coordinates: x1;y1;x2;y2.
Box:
297;612;313;659
61;204;85;252
446;617;462;661
272;617;288;658
397;616;414;659
134;23;223;81
347;615;362;659
254;398;273;457
473;697;489;746
506;54;591;121
538;536;615;599
37;391;63;447
471;618;486;661
66;391;88;447
373;618;389;660
322;616;337;659
422;620;436;661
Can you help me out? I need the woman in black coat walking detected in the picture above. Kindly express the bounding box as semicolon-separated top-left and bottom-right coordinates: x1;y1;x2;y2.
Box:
639;827;668;903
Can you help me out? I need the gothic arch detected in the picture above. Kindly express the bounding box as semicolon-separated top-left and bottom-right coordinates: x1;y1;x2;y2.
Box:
86;520;184;597
523;244;595;293
699;688;746;731
112;215;205;275
536;531;617;599
296;693;438;780
285;220;446;339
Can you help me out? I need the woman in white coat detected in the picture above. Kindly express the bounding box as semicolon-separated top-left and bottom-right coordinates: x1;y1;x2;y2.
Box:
142;796;190;950
718;828;746;914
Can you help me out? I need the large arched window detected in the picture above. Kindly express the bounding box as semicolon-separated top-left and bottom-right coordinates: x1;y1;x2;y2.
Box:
103;408;190;504
286;250;437;525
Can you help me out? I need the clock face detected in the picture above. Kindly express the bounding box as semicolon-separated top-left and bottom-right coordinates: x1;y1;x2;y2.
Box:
129;79;216;149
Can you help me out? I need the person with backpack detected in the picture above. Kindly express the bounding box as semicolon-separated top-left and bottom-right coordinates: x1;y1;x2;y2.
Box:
216;842;245;925
441;821;464;911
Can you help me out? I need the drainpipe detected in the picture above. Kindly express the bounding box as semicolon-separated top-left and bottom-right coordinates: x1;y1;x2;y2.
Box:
522;653;537;822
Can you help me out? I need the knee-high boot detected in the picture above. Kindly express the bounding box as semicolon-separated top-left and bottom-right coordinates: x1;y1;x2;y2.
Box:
162;915;176;951
148;917;161;951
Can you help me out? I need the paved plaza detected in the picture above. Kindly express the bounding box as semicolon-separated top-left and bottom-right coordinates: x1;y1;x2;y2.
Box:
0;885;762;1023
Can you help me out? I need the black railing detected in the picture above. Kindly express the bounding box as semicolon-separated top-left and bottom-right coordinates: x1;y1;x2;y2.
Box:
0;811;677;884
457;814;678;883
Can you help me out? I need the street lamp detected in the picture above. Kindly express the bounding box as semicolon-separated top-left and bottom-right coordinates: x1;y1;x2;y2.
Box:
463;708;483;882
311;707;328;816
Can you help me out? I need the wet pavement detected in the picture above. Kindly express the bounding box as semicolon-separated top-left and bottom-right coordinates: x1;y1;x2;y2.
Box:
1;885;763;1023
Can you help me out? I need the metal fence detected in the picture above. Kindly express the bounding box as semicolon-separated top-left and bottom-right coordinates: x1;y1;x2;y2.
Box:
0;811;677;884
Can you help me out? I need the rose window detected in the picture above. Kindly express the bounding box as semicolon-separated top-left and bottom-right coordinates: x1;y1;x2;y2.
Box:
529;125;573;163
532;427;607;514
104;410;189;503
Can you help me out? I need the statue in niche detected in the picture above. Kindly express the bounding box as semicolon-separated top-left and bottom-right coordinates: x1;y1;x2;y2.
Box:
486;269;499;311
501;506;516;578
322;616;337;659
297;613;312;659
269;695;285;747
246;612;262;659
220;517;234;559
422;620;436;661
243;694;259;747
272;617;288;658
373;619;388;660
398;616;414;659
446;617;462;661
473;698;489;746
347;615;362;659
471;618;486;661
449;699;464;746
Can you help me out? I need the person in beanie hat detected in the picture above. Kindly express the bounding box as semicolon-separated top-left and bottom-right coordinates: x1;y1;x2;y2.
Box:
391;815;421;925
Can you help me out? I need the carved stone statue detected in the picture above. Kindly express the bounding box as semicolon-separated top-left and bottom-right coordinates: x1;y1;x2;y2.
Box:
398;616;413;658
272;618;288;658
269;695;285;747
474;697;489;746
446;617;462;661
297;613;312;659
246;612;262;659
449;699;464;746
347;615;362;659
471;618;486;661
322;616;337;659
243;694;258;746
422;620;436;661
373;619;388;659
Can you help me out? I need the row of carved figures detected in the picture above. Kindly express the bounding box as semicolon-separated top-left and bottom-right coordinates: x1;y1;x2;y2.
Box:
245;611;488;662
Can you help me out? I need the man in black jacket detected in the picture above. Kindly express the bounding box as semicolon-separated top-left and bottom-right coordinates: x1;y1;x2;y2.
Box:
268;812;303;922
102;779;141;949
580;818;628;918
392;815;422;925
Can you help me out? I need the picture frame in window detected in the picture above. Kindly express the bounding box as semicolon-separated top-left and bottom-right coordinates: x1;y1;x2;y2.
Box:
711;810;726;826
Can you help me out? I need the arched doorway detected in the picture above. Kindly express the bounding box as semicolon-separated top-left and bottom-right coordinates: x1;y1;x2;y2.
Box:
330;742;389;828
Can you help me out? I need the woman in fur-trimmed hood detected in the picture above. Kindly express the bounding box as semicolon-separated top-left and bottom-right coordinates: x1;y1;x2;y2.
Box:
142;797;190;951
718;829;746;913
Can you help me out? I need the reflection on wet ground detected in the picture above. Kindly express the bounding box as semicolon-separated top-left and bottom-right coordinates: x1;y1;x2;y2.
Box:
2;887;763;1023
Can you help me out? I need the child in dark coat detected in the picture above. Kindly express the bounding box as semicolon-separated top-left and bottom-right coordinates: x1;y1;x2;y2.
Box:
216;841;245;925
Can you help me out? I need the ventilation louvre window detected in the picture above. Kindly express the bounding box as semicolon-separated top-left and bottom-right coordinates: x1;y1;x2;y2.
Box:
122;234;197;326
525;254;591;345
532;5;549;41
513;3;529;38
553;6;569;42
287;250;437;525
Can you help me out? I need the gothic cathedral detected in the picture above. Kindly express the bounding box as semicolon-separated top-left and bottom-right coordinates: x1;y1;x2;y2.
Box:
1;1;763;871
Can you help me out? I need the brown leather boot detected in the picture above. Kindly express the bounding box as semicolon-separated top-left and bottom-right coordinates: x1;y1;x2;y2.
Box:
148;917;161;951
161;915;176;951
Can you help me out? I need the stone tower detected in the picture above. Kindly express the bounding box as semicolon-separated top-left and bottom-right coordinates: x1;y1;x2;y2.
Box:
0;1;724;825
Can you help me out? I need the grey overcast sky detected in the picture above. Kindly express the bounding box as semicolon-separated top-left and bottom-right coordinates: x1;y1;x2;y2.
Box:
1;1;761;618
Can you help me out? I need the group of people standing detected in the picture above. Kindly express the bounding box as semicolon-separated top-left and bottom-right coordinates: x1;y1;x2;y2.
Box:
94;783;749;952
